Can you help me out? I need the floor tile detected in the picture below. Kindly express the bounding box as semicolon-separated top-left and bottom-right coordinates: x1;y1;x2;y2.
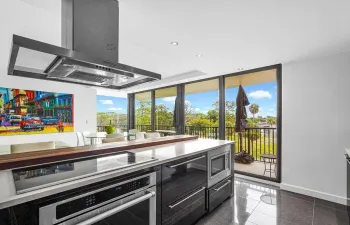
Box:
235;196;260;211
247;211;277;225
315;198;349;212
314;205;350;225
236;188;264;202
196;177;350;225
254;201;277;217
279;190;314;203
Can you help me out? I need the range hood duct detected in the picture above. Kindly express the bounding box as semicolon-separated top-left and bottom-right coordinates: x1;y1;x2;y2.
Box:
7;0;161;89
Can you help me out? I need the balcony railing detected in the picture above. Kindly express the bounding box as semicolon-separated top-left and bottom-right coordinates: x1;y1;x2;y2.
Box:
225;127;277;161
97;125;127;132
96;124;277;162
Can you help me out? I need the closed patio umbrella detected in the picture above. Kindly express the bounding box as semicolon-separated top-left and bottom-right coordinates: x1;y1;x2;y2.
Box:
235;85;250;132
235;85;250;154
173;97;178;128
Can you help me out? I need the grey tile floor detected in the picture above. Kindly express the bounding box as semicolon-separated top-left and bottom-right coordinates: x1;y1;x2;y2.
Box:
197;178;350;225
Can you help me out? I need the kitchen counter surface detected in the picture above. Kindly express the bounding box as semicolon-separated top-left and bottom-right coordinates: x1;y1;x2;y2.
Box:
0;135;198;170
0;137;233;209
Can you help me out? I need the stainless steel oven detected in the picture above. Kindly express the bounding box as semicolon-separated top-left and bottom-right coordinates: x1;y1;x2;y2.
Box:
207;145;231;187
39;172;157;225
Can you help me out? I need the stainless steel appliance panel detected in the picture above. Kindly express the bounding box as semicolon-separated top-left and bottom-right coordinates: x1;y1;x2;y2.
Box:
207;145;231;187
39;172;157;225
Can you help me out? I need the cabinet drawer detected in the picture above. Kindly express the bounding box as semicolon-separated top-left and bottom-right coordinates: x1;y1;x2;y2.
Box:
162;154;207;205
162;186;206;225
208;176;232;212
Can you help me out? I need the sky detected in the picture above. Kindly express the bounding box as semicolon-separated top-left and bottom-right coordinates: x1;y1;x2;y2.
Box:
155;81;277;118
97;95;127;114
97;81;277;117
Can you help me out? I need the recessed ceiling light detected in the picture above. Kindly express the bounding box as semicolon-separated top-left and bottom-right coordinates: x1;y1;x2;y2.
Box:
171;42;179;46
196;54;203;57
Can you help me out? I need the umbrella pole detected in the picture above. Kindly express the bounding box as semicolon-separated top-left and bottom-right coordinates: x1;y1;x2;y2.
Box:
239;132;243;152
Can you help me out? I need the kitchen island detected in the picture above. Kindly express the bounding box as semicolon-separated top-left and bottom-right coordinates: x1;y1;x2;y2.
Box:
0;136;234;225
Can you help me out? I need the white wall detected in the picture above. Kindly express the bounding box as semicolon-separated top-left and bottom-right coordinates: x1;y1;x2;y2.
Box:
0;0;97;146
281;51;350;204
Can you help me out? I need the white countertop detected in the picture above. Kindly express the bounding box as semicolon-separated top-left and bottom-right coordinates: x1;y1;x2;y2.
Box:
0;138;233;209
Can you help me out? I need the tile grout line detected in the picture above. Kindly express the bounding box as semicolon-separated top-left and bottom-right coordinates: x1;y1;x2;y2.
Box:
311;198;315;225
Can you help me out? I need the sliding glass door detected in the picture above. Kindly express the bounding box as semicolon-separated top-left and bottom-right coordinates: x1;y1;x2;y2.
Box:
128;65;282;182
225;68;280;181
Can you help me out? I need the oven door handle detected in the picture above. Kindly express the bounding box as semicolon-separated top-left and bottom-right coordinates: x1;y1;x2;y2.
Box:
214;180;231;192
75;190;156;225
167;155;206;168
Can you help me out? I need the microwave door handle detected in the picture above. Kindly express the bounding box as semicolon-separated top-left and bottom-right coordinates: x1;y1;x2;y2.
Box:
214;180;231;192
75;191;156;225
167;155;206;168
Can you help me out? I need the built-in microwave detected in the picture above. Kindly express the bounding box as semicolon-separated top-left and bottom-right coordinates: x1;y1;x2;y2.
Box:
207;145;231;187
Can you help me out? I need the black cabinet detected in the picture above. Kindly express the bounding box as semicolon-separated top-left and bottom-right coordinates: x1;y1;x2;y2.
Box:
162;186;206;225
161;154;207;206
161;153;207;225
207;176;232;212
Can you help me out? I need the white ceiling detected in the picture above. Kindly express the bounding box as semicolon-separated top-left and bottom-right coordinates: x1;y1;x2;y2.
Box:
15;0;350;94
117;0;350;91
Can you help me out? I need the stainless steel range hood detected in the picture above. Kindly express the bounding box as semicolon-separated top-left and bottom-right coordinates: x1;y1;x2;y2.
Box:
7;0;161;89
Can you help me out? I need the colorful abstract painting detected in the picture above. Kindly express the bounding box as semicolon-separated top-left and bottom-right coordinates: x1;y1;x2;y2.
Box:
0;87;74;136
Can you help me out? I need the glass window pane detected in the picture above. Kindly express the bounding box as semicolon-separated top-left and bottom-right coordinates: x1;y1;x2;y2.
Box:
135;91;152;132
155;87;177;132
225;69;278;179
96;95;128;132
184;79;219;139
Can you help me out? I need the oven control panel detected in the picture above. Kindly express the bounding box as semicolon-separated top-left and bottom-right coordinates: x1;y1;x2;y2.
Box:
55;177;150;220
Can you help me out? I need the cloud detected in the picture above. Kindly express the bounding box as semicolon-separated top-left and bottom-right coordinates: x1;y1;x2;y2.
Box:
163;96;176;102
248;90;272;99
99;100;113;105
195;108;200;111
268;108;275;111
107;107;122;111
185;100;191;106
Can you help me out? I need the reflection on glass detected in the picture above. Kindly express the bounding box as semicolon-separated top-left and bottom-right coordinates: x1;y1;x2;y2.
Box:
211;155;225;176
13;163;75;181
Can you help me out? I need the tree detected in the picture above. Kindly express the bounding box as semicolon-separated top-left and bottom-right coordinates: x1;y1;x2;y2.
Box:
136;99;151;125
211;100;236;126
97;112;127;126
207;109;219;123
249;104;259;118
188;118;212;127
267;116;276;126
156;104;173;127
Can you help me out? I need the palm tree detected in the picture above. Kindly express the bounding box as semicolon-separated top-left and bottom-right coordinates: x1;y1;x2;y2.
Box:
267;117;276;126
249;104;259;118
